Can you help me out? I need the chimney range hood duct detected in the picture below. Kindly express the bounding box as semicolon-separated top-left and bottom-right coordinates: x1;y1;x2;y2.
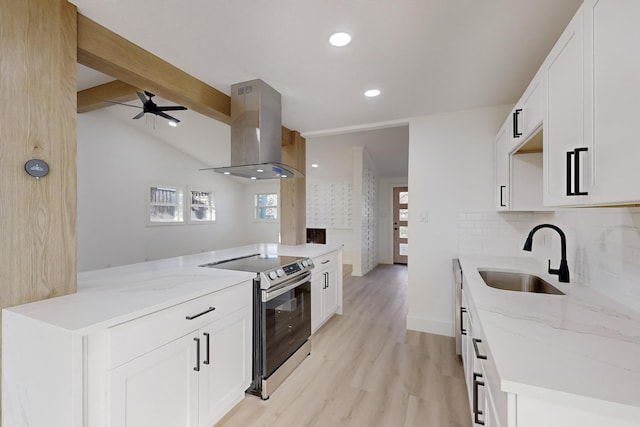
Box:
208;79;303;179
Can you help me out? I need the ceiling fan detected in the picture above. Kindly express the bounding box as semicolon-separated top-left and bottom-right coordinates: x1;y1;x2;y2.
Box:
106;91;187;124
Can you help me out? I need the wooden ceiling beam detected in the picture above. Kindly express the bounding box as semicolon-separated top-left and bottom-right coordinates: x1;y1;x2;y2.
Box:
77;14;231;124
77;80;139;113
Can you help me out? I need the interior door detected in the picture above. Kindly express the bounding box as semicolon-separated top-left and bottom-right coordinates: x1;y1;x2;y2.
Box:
393;187;408;264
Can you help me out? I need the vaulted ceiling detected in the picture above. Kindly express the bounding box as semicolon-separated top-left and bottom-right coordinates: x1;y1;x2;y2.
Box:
72;0;582;178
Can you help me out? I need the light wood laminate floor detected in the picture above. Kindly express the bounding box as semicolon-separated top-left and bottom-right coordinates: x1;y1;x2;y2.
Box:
216;264;470;427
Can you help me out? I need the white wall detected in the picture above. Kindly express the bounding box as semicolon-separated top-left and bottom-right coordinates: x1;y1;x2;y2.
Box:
378;177;409;264
242;181;281;244
407;104;512;335
77;110;251;271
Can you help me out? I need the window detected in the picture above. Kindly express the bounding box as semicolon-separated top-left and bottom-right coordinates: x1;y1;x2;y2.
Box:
149;185;184;224
255;193;278;220
188;189;215;223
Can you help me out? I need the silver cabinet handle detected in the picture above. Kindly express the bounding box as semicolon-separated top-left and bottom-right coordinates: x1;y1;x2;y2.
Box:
185;306;215;320
472;338;488;360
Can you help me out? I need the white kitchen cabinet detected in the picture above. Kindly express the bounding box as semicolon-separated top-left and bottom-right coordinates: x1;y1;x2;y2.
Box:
311;250;342;333
542;0;640;206
461;288;508;427
494;120;511;211
583;0;640;205
2;278;252;427
108;287;252;427
197;308;250;427
109;332;200;427
509;69;543;149
543;5;589;206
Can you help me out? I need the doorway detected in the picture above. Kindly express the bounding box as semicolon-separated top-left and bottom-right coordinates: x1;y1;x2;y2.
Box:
393;187;408;264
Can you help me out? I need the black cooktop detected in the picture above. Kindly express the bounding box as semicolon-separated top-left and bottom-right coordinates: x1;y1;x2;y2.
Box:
200;253;303;273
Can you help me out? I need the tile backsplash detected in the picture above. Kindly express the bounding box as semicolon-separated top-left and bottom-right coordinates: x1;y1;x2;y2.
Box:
458;208;640;312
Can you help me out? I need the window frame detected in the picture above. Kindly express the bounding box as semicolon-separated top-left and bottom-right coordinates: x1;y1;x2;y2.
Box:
147;184;185;226
187;188;216;224
254;192;279;222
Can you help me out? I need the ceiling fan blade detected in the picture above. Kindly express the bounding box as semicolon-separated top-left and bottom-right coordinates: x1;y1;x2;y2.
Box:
132;111;146;120
156;106;187;112
155;111;180;123
136;91;148;104
104;100;142;109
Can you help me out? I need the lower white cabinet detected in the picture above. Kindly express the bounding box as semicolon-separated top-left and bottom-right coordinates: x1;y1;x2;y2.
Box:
109;332;200;427
1;279;252;427
108;291;252;427
461;289;507;427
310;250;342;333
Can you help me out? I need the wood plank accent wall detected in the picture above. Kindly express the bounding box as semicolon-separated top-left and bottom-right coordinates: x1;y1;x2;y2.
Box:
77;14;232;124
0;0;78;414
280;129;307;245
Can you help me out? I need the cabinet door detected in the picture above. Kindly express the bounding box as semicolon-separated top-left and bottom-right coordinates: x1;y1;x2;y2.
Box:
584;0;640;204
322;269;339;318
544;6;590;206
521;71;544;140
109;332;199;427
198;307;251;427
310;272;324;333
495;122;511;211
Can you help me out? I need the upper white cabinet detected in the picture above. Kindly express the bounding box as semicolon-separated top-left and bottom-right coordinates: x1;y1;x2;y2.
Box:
495;120;511;211
543;6;589;206
511;69;544;146
583;0;640;204
542;0;640;206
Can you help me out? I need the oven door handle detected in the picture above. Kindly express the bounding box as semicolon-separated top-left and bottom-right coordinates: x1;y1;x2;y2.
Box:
262;272;312;302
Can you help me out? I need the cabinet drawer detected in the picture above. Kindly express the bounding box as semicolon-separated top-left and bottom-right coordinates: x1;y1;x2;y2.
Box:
312;251;339;273
108;281;252;369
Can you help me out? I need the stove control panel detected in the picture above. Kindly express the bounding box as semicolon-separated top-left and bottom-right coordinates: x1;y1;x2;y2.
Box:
261;257;314;289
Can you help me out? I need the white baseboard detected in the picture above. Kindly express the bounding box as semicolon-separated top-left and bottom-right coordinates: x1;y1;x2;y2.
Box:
406;315;453;337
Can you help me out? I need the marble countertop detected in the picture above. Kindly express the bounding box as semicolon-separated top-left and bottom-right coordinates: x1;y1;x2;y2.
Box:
459;255;640;410
5;243;341;334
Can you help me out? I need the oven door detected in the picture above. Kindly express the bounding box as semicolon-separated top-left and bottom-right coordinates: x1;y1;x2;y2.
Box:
261;272;311;379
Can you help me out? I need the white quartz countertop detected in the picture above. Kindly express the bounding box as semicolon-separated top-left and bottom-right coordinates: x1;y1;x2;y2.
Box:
5;243;341;334
459;255;640;411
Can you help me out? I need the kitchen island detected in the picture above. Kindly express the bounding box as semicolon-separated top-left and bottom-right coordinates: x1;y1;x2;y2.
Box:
458;255;640;427
1;243;342;427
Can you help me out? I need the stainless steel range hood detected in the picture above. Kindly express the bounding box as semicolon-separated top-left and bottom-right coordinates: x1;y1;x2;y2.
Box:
207;79;303;179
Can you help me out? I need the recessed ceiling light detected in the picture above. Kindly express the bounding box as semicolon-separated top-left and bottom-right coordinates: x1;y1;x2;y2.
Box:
257;169;264;173
168;120;178;127
364;89;381;97
223;172;231;175
251;177;257;180
311;164;319;168
281;174;288;178
329;32;351;47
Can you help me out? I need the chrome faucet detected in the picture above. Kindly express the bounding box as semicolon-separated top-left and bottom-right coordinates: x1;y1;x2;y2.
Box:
523;224;570;283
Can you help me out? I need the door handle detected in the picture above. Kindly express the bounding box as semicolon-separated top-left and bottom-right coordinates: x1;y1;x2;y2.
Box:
472;338;488;360
473;372;486;425
566;148;589;197
203;332;210;365
499;185;506;207
193;337;201;372
460;307;467;336
512;109;523;138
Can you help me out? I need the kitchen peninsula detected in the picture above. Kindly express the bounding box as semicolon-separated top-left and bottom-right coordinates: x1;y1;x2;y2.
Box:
1;243;343;427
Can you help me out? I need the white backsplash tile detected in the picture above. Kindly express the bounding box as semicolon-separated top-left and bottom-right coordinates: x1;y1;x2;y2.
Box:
458;208;640;312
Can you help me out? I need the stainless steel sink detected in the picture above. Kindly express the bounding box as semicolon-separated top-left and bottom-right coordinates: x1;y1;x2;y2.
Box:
477;269;565;295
